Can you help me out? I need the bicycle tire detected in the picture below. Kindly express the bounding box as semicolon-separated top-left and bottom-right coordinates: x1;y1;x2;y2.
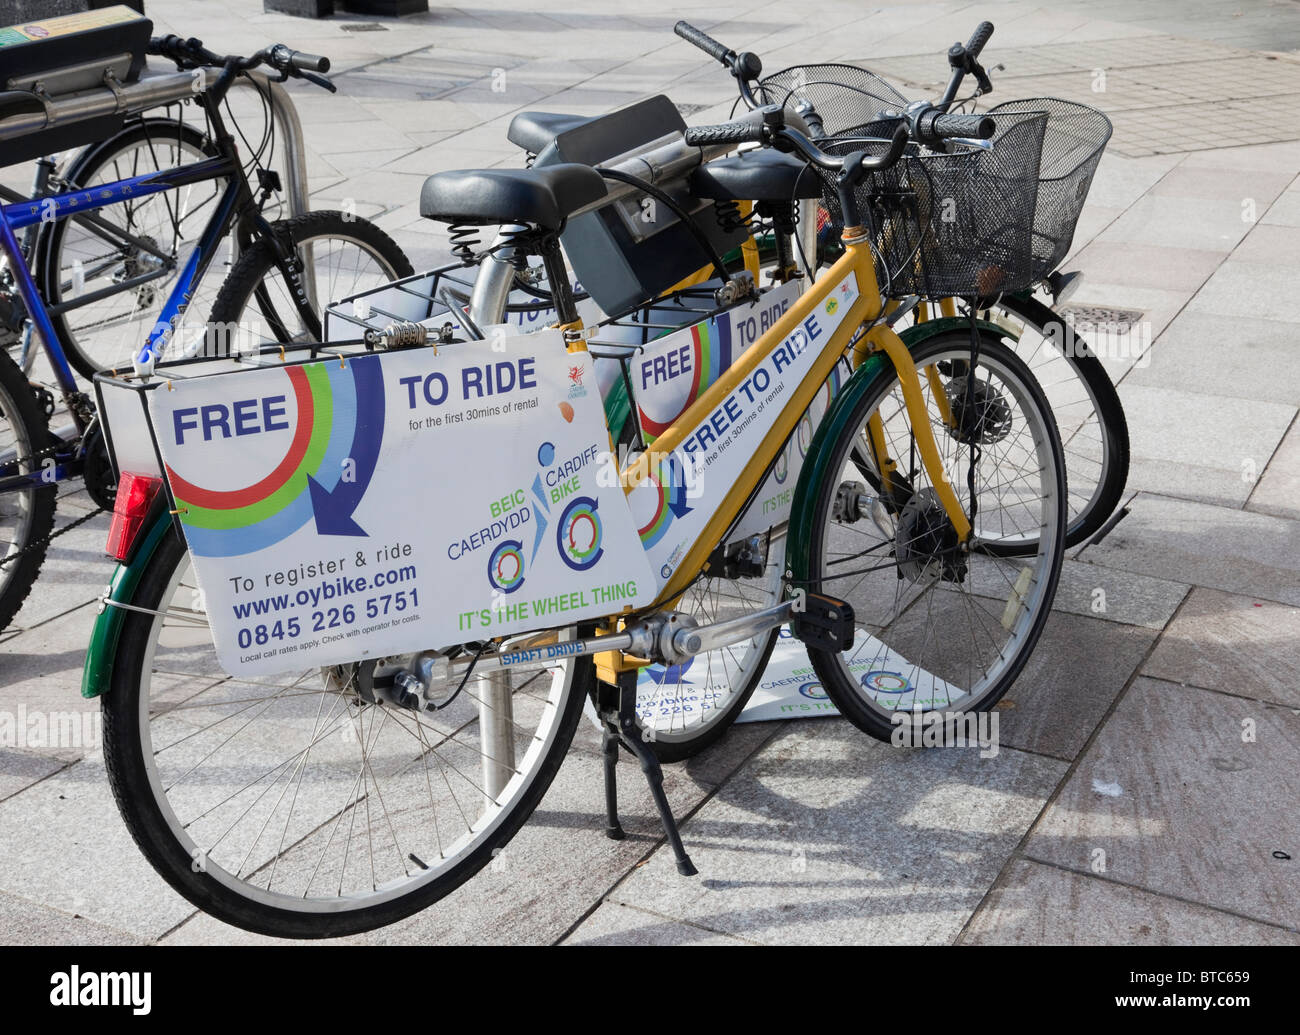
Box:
0;348;56;633
741;229;1129;549
801;331;1067;742
205;211;413;353
39;117;221;380
101;526;594;939
995;292;1130;550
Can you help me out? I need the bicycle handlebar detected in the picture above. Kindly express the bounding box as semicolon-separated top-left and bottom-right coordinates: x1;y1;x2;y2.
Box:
916;111;995;141
149;36;334;90
673;20;731;65
965;20;995;61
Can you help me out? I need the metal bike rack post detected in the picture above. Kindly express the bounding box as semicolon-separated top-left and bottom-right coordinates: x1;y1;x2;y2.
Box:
479;670;515;805
236;72;317;307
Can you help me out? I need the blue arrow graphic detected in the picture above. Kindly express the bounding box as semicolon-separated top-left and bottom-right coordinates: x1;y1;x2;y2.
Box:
308;354;384;537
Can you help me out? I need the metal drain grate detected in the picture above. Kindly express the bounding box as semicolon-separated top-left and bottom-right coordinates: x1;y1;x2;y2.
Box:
1057;304;1146;332
341;23;388;32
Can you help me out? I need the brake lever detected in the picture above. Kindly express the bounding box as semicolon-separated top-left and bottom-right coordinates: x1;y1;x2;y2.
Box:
301;70;337;93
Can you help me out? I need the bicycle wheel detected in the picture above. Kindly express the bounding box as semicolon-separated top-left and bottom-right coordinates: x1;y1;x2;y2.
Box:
0;348;56;632
101;526;592;938
987;294;1129;549
763;211;1129;549
633;531;785;762
39;116;225;379
801;331;1066;742
205;211;412;354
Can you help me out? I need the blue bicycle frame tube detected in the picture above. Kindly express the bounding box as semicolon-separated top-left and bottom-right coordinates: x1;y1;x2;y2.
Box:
0;155;243;393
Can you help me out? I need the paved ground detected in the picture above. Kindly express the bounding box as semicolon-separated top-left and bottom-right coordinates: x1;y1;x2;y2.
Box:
1;0;1299;945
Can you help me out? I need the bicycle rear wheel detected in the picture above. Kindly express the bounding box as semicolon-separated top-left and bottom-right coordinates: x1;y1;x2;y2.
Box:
0;348;56;632
102;527;592;938
39;116;225;378
800;332;1066;742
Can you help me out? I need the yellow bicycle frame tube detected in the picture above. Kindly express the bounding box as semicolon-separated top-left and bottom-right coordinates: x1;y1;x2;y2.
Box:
621;232;972;609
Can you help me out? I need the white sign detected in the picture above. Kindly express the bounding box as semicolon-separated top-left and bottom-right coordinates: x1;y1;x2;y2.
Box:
626;272;861;592
148;331;654;676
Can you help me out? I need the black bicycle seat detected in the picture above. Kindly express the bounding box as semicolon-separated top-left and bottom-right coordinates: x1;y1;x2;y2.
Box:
507;111;597;154
689;149;822;203
419;163;608;230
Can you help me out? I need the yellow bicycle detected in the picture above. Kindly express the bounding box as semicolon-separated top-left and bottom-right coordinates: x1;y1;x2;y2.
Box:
92;40;1067;937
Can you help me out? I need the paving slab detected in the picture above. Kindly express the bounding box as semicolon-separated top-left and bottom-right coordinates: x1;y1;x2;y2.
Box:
1116;382;1295;508
1096;195;1257;251
1024;676;1300;931
603;719;1066;946
994;610;1157;761
1081;492;1300;606
963;859;1300;945
0;754;198;941
1069;240;1225;291
0;749;64;804
0;890;142;947
1142;587;1300;708
562;901;752;945
1125;311;1300;407
1248;417;1300;521
1186;259;1300;324
1050;558;1189;631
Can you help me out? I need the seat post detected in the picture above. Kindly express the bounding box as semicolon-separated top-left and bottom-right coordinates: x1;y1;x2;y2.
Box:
537;232;580;327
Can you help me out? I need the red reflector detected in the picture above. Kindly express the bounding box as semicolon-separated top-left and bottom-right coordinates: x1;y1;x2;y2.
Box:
106;472;163;561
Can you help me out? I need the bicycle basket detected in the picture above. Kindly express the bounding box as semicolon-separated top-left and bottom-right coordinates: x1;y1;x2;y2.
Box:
816;108;1050;299
758;63;908;135
986;97;1112;282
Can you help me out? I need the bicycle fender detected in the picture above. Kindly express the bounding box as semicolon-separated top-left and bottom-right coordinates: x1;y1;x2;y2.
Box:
81;509;172;699
786;349;890;584
897;314;1017;348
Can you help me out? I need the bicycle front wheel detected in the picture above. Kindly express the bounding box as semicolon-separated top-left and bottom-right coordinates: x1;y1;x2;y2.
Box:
801;332;1066;742
205;211;412;355
102;527;591;938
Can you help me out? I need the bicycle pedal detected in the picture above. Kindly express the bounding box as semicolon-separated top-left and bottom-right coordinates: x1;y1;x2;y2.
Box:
791;592;855;652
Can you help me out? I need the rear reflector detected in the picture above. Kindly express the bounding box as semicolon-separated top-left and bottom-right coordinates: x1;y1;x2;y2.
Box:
106;472;163;561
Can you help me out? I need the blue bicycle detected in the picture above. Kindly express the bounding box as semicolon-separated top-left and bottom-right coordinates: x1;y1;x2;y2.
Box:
0;34;412;631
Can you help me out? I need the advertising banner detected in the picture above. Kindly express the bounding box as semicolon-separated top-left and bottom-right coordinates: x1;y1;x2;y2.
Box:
148;330;654;676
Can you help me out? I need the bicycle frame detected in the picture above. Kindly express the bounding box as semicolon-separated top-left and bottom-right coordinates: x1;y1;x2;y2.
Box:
0;92;319;497
607;228;972;613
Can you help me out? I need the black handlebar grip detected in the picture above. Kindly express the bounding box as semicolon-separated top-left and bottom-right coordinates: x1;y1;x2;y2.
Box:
684;121;766;146
965;21;994;60
927;112;996;140
674;20;732;64
290;49;330;73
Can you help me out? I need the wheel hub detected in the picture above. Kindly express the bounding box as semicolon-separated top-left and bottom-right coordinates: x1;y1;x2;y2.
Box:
895;487;966;584
945;374;1012;445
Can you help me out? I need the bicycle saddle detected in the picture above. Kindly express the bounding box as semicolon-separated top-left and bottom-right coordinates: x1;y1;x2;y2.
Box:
419;164;608;230
688;149;822;202
507;110;597;154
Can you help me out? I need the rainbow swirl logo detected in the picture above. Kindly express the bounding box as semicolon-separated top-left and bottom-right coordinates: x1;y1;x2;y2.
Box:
636;316;733;442
637;453;692;550
487;539;526;593
165;355;384;558
862;670;911;695
557;496;603;571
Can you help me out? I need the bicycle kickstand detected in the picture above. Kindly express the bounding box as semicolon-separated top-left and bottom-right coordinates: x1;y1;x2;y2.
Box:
597;670;698;876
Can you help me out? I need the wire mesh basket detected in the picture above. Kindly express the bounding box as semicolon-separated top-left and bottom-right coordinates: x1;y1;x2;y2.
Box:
819;109;1049;298
986;97;1112;282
